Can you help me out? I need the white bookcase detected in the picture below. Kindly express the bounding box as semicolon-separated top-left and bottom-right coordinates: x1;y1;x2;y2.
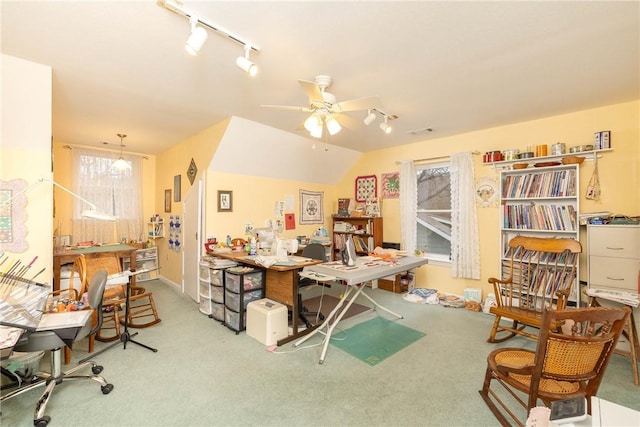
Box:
499;163;580;300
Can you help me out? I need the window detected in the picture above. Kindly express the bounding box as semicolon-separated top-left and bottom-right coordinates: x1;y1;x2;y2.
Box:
416;162;451;262
70;147;142;243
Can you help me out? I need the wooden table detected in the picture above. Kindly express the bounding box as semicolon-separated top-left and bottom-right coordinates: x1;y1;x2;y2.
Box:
214;252;324;344
53;244;137;291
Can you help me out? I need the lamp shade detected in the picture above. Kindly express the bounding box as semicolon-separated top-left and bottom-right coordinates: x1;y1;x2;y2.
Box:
325;116;342;135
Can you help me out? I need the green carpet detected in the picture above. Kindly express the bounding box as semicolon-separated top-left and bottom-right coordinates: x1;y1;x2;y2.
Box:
331;317;425;366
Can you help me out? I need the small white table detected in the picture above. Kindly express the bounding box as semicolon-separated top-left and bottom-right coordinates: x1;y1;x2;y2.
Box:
550;397;640;426
293;255;428;364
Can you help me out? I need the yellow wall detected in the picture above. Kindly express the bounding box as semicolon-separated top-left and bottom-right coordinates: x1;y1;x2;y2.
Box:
154;119;230;284
51;143;157;243
336;100;640;298
205;171;337;244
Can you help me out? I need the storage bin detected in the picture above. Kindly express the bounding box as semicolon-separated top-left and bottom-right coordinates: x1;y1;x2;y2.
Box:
210;285;224;303
199;297;212;315
224;268;264;293
199;278;211;297
199;262;210;280
210;269;223;286
225;289;263;312
224;309;246;333
211;302;225;321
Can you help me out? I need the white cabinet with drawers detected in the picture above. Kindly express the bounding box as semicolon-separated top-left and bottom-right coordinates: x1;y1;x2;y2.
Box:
587;224;640;294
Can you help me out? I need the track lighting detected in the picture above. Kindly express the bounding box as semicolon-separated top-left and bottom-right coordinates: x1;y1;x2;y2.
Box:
380;117;392;134
159;0;260;73
185;17;208;55
110;133;131;171
363;110;376;126
325;115;342;135
236;46;258;76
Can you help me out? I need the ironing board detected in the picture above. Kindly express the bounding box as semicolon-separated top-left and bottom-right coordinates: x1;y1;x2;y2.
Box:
293;255;429;364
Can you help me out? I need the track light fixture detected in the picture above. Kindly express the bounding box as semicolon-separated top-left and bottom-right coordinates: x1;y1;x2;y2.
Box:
380;116;392;134
159;0;260;74
185;17;208;55
236;46;258;76
111;133;131;171
363;109;376;126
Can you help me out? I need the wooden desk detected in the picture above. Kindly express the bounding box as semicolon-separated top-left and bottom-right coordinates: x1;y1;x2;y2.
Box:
214;252;323;344
53;244;137;291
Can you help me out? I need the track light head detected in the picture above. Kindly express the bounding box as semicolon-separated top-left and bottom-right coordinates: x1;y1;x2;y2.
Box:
363;110;376;126
380;117;392;134
236;46;258;76
185;17;208;55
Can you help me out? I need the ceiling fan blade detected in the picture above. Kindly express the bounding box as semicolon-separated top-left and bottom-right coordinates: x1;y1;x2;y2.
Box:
335;113;362;130
332;96;382;113
298;79;323;102
261;104;313;113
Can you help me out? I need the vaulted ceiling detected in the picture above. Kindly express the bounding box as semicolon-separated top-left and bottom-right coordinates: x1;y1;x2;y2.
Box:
1;1;638;155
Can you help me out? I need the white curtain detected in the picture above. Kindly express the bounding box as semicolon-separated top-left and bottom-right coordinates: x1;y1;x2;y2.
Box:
449;152;480;279
70;147;143;244
399;160;417;254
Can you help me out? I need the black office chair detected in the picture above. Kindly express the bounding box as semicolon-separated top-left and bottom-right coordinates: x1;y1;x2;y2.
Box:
1;269;114;427
298;243;327;328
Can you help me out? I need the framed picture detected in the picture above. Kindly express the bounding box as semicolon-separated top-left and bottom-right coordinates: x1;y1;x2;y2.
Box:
173;175;181;202
381;172;400;199
218;190;233;212
355;175;377;202
299;189;324;224
164;189;171;212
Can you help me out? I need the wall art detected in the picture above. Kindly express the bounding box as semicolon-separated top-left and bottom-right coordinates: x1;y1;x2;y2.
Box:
218;190;233;212
381;172;400;199
299;189;324;224
0;179;28;252
355;175;377;202
475;176;499;208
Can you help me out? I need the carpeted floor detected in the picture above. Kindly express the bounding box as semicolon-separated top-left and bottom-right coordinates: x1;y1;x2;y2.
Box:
302;294;370;324
331;317;425;366
2;279;639;426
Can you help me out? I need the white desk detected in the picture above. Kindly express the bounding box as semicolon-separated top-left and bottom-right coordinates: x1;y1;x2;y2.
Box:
549;397;640;426
293;256;428;364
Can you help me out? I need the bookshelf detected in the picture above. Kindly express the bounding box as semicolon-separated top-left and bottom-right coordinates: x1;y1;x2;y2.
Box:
499;163;580;301
331;216;383;260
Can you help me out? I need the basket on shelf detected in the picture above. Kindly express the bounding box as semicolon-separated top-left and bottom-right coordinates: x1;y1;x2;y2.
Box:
561;156;585;165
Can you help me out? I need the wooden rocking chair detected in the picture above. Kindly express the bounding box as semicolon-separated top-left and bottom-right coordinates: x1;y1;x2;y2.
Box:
480;306;630;426
487;236;582;343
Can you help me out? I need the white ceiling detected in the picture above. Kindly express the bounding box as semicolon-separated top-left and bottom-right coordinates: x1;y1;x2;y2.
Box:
1;1;638;155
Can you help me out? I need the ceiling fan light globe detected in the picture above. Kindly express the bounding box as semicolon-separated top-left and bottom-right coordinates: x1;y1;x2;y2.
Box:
111;157;131;171
185;26;208;55
325;116;342;135
310;125;323;138
304;114;320;132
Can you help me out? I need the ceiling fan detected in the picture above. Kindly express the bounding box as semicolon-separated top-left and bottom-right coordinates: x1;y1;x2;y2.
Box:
262;75;383;138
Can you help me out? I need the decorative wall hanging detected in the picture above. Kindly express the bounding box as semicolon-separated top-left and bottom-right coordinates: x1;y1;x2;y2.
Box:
218;190;233;212
299;189;324;224
381;172;400;199
164;189;172;212
174;175;181;202
168;215;182;252
0;179;29;253
475;176;498;208
355;175;377;202
187;158;198;185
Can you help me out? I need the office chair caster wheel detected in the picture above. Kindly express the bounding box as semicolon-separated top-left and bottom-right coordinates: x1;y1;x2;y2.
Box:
101;383;114;394
34;415;50;427
92;365;103;375
319;313;325;321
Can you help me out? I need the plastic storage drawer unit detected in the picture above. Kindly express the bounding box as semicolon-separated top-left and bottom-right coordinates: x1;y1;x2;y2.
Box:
246;299;288;346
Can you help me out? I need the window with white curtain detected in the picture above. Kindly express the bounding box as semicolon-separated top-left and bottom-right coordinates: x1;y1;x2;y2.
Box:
416;161;451;262
70;147;143;244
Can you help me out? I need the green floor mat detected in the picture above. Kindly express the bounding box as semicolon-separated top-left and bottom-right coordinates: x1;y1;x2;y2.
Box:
331;317;425;366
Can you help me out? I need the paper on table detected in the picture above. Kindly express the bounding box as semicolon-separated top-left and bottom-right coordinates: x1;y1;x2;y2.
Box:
36;310;92;331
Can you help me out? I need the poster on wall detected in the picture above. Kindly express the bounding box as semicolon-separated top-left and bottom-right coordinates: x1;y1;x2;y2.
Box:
299;189;324;224
0;179;29;253
381;172;400;199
